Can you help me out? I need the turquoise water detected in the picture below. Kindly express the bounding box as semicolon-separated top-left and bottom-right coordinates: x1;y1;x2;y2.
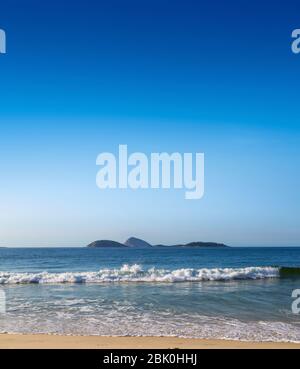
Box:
1;247;300;341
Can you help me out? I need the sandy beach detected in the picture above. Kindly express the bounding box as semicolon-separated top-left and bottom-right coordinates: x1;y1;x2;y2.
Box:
0;334;299;349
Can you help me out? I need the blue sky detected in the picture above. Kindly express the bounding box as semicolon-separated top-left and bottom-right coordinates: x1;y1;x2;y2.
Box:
0;0;299;247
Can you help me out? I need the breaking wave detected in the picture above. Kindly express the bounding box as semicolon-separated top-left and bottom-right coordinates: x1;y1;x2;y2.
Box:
0;265;281;284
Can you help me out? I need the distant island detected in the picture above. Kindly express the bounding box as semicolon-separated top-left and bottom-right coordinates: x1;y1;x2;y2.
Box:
87;240;126;248
87;237;229;248
154;241;229;248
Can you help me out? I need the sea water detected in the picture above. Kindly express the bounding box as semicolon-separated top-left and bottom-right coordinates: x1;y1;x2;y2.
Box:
0;247;300;342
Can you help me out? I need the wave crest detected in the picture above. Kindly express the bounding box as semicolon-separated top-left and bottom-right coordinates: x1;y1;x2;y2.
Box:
0;265;280;284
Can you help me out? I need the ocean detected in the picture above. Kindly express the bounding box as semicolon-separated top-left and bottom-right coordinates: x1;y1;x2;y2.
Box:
0;247;300;342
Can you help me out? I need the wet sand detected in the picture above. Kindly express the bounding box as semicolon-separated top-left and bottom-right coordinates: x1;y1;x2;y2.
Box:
0;334;299;349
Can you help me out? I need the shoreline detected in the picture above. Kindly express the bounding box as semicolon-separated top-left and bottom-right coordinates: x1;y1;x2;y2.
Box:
0;334;300;349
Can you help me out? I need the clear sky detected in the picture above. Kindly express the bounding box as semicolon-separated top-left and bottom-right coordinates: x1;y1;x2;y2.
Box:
0;0;299;247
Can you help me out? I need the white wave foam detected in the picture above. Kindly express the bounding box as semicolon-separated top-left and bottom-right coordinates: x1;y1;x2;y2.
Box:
1;310;299;343
0;265;279;284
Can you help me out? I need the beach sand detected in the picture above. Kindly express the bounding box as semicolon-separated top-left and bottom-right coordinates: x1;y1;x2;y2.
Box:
0;334;299;349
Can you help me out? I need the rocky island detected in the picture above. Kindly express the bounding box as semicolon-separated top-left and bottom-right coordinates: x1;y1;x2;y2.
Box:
87;237;229;248
87;240;126;248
